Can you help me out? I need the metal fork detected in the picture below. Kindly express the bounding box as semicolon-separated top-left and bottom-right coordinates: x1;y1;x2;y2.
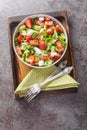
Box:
24;60;67;102
25;60;67;98
25;66;73;103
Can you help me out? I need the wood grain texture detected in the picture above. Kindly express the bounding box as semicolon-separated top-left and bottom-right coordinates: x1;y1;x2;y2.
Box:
7;11;77;96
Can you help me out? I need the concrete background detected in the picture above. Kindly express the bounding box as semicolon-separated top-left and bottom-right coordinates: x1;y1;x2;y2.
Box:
0;0;87;130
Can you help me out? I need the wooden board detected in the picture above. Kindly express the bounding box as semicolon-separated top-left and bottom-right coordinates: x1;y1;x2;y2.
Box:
7;11;77;98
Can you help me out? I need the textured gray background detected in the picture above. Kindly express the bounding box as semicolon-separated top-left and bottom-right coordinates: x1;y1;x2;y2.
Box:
0;0;87;130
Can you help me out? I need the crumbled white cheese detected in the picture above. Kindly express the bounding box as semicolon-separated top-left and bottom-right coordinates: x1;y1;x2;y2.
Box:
51;51;57;57
34;47;42;54
39;17;44;21
27;29;34;36
38;60;44;66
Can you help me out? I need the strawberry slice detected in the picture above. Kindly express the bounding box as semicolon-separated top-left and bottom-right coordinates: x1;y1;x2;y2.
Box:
55;25;63;32
16;46;22;56
40;56;48;61
53;54;61;59
44;16;51;21
56;41;64;49
25;18;32;28
56;41;64;53
46;28;54;35
35;18;44;27
17;35;23;43
27;55;36;65
26;36;32;42
29;39;39;46
39;41;47;50
45;20;53;26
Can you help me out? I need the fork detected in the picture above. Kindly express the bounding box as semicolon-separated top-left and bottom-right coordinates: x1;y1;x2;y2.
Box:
24;60;67;100
25;60;67;96
25;66;73;103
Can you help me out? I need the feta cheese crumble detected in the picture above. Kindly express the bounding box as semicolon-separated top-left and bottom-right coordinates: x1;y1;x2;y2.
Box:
34;47;42;54
39;17;44;21
51;51;57;57
27;29;34;36
38;60;44;66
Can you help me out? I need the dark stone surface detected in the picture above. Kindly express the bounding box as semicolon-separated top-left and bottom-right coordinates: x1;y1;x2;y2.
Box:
0;0;87;130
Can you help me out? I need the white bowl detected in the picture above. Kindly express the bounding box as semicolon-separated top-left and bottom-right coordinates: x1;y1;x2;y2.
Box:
13;14;68;68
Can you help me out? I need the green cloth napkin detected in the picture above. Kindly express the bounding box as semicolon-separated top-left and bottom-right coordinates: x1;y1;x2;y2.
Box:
15;66;79;97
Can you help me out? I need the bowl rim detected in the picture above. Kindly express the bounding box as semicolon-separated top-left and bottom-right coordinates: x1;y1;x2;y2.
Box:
13;13;68;68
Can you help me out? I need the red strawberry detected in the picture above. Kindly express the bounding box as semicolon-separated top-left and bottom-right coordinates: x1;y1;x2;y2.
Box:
44;16;51;21
25;18;32;28
27;55;36;65
46;28;54;35
16;46;22;56
17;35;23;43
53;54;61;59
29;39;39;46
26;36;32;42
45;20;53;26
55;25;63;32
39;41;47;50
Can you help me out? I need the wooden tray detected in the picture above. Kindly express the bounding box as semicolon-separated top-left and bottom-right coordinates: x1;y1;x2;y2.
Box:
7;11;77;98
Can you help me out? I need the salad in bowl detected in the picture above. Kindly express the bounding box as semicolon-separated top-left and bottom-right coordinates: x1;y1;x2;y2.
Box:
13;14;68;68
